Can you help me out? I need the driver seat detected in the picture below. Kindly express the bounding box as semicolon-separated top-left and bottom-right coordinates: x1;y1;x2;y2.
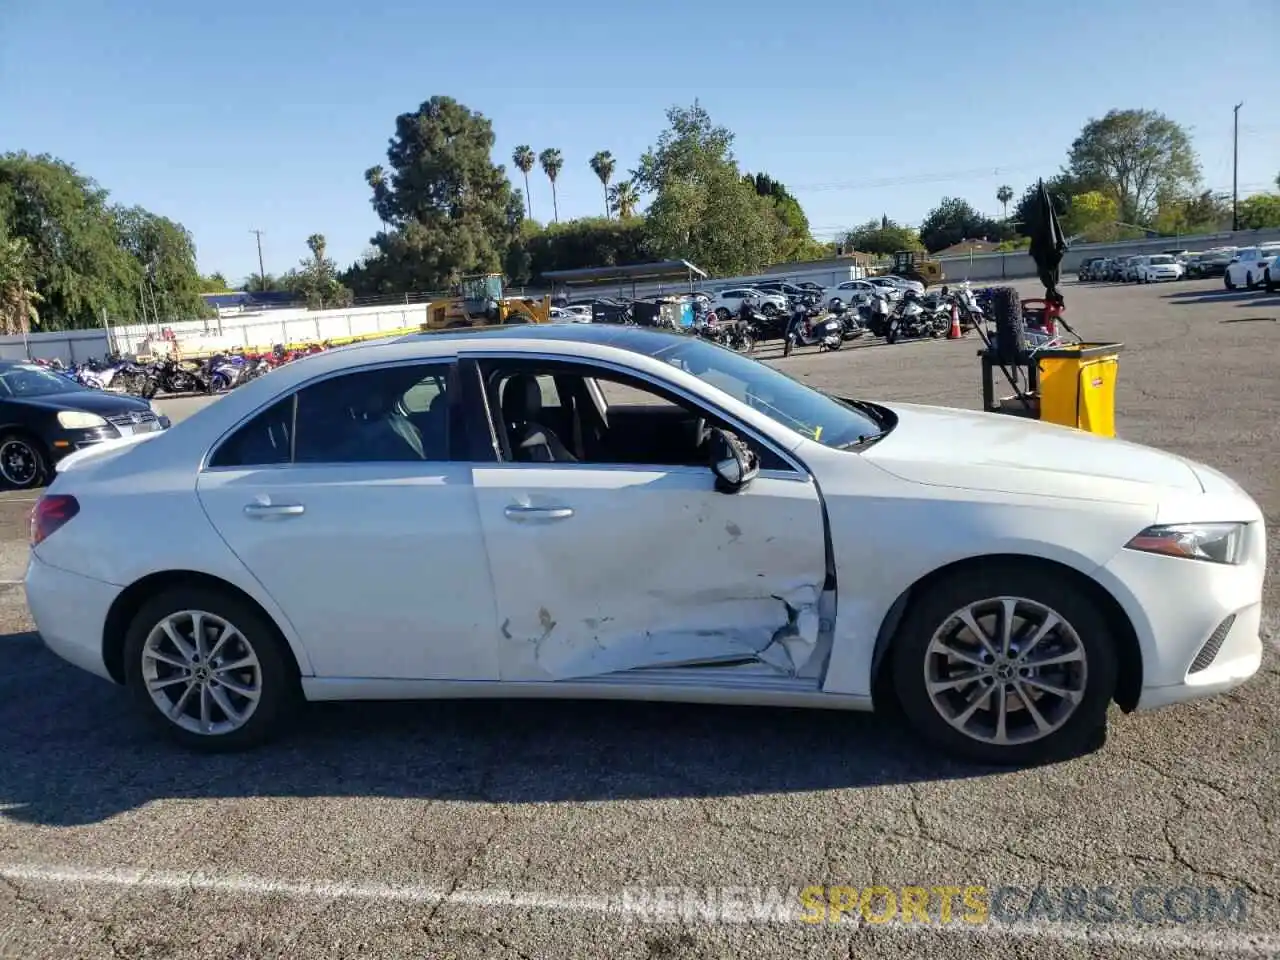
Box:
501;375;576;463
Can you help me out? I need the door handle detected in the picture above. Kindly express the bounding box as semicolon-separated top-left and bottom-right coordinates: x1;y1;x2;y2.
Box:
503;504;574;522
243;503;305;519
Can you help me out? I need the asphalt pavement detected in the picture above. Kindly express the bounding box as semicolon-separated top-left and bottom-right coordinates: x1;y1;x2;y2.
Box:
0;277;1276;959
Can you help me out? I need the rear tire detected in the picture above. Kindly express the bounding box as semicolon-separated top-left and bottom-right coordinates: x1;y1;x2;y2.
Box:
1245;273;1255;291
123;585;300;752
890;564;1117;766
989;286;1025;364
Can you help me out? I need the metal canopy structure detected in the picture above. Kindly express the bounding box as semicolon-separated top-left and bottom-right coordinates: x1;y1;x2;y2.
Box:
541;259;708;298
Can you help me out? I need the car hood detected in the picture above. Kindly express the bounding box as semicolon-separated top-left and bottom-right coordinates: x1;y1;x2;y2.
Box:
861;402;1203;504
16;389;151;415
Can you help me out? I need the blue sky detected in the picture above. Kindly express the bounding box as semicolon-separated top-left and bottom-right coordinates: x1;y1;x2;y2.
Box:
4;0;1277;284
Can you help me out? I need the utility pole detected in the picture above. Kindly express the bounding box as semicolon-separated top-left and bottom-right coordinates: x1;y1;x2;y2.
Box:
250;229;266;291
1232;102;1243;232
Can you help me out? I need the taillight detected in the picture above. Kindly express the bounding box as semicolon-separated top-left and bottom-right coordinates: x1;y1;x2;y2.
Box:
30;494;79;546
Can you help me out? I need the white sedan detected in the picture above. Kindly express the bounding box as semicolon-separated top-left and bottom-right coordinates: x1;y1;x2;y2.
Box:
707;287;788;320
822;280;880;311
1224;245;1280;291
26;326;1265;764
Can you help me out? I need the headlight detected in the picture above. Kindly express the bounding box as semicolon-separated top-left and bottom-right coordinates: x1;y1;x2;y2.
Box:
1125;522;1248;565
56;411;108;429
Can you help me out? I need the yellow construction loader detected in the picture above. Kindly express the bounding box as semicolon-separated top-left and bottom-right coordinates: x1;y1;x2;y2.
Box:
884;250;945;287
420;274;551;331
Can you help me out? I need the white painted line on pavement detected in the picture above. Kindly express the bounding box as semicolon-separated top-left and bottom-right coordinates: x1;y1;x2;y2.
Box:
0;863;1275;954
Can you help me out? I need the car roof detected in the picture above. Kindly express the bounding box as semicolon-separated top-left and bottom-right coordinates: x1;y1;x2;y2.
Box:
401;322;693;353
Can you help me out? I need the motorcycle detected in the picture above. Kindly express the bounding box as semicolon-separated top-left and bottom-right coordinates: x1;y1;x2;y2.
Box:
783;311;844;357
951;283;986;332
695;313;756;354
204;353;265;392
855;291;895;338
885;291;949;344
826;301;865;341
145;356;211;396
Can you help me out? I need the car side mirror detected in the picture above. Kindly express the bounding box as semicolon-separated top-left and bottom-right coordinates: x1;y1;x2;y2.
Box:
709;427;759;494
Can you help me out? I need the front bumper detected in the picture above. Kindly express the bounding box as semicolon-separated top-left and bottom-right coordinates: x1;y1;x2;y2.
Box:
25;552;122;682
47;414;168;463
1094;520;1266;710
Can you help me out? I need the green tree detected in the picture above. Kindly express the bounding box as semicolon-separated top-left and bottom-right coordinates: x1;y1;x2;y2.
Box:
996;185;1014;218
589;151;616;217
0;152;138;328
360;96;524;292
294;233;352;309
1067;109;1200;225
609;180;640;218
918;197;1015;252
539;148;563;223
745;172;823;261
114;206;208;321
634;101;779;275
200;272;230;292
512;146;535;219
1236;193;1280;230
365;165;389;233
522;216;652;277
242;273;288;293
1063;190;1121;240
842;217;923;255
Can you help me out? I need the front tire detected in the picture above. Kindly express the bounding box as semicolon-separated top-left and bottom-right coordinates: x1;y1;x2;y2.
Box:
123;585;300;751
1224;273;1236;290
889;564;1117;766
0;433;48;489
1245;272;1255;291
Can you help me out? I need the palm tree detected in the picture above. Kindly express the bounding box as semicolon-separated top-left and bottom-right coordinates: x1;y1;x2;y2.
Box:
365;165;389;232
589;150;616;217
512;146;535;219
997;184;1014;219
609;180;639;219
539;148;563;223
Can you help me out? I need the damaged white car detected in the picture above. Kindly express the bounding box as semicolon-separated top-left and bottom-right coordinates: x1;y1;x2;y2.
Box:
26;326;1266;764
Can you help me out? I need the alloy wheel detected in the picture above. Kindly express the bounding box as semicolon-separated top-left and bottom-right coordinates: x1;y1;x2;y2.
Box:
923;596;1087;746
141;610;263;736
0;439;40;487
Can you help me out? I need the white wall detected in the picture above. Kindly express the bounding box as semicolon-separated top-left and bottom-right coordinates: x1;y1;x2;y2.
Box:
111;302;429;356
0;303;430;365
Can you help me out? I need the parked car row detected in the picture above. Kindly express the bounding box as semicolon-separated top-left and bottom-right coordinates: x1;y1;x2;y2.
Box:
704;275;926;319
1079;243;1280;292
1078;254;1186;283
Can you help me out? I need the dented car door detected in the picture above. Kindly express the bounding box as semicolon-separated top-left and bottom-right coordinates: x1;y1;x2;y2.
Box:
471;461;829;683
468;350;829;686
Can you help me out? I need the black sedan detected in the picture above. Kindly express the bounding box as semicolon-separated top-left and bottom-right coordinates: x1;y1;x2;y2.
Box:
0;361;170;488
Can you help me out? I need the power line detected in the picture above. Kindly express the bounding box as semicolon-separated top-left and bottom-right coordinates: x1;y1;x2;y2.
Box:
789;161;1061;193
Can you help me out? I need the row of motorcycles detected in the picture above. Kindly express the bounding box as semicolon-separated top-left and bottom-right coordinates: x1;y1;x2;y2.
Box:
693;284;988;357
38;342;331;399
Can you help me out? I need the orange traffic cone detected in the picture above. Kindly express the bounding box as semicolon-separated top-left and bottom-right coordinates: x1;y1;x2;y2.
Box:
948;303;962;339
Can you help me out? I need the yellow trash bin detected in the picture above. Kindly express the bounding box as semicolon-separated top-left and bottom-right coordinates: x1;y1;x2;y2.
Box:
1035;342;1123;437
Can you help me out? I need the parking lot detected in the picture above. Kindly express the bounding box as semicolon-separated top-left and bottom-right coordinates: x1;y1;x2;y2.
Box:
0;277;1276;959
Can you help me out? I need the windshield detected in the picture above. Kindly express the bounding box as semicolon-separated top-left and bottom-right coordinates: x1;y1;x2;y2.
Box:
1149;255;1174;264
0;365;83;398
642;335;887;448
